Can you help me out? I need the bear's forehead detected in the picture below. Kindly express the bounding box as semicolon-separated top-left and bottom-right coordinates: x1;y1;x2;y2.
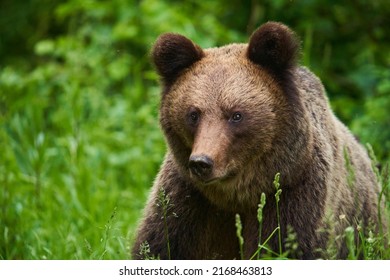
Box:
176;44;273;92
184;45;253;82
168;54;277;110
165;43;281;110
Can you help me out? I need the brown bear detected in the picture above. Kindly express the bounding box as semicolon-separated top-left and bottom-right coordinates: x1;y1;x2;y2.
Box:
131;22;386;259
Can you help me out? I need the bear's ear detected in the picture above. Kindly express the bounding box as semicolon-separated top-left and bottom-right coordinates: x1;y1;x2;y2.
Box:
247;22;300;76
152;33;204;85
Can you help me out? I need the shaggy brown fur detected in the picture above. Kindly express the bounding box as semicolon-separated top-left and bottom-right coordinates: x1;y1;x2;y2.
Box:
131;22;386;259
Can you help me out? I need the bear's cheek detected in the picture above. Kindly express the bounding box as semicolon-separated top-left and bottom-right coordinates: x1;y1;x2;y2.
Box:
225;126;274;173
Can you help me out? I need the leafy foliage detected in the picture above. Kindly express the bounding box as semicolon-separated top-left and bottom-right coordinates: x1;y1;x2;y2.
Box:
0;0;389;259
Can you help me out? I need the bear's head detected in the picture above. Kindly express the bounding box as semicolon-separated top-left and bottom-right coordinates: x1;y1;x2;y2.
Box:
153;22;310;211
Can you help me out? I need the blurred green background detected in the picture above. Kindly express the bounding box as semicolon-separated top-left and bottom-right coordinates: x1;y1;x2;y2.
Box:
1;0;389;259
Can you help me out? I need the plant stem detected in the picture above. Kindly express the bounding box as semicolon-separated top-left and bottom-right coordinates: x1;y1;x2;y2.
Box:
235;214;244;260
257;192;266;259
274;173;282;256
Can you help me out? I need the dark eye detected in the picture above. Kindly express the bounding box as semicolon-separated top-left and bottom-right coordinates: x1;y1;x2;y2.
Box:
188;111;200;125
231;112;243;123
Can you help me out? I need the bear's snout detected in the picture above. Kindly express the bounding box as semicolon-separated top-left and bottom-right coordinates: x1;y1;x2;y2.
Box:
188;154;214;181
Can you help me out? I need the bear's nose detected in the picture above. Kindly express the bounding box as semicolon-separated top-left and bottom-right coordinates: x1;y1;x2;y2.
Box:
189;155;213;180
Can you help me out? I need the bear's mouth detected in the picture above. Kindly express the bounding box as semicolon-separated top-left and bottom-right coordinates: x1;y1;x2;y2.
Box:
197;171;237;186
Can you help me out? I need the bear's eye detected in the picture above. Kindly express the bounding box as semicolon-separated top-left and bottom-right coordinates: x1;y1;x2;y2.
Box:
188;111;200;125
231;112;243;123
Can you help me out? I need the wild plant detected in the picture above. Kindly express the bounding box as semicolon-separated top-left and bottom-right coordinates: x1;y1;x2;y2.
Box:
156;187;176;260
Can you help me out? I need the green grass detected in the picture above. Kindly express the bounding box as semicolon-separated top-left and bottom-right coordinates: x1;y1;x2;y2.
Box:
0;71;165;259
0;120;163;259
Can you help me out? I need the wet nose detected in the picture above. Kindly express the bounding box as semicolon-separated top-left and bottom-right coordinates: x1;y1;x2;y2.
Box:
189;155;213;179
